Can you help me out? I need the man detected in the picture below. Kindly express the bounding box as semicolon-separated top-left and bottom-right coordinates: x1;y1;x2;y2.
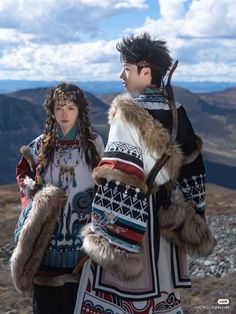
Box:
75;33;213;314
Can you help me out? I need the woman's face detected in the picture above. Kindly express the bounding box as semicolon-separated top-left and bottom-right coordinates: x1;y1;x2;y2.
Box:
54;100;79;136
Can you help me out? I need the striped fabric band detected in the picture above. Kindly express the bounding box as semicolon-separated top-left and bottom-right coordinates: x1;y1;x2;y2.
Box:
99;141;144;180
91;180;149;253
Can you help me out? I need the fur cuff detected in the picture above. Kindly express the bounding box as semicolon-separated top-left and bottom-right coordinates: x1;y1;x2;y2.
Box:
81;224;144;282
11;185;66;295
159;201;216;257
92;166;148;193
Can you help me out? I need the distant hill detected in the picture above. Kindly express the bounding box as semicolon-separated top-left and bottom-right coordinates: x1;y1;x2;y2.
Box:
0;89;109;184
204;160;236;189
0;86;236;188
96;87;236;189
198;87;236;109
1;181;235;313
0;79;236;94
0;80;58;94
9;88;110;140
96;87;236;169
0;80;124;95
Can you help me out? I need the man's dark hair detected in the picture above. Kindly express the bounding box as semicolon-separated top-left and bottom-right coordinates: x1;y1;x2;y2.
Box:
116;33;173;86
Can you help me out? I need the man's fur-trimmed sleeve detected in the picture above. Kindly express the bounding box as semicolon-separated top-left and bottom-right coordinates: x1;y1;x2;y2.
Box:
176;106;206;217
82;111;148;282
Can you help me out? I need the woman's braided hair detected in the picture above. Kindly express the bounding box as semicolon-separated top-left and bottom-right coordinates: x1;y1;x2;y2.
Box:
35;83;101;185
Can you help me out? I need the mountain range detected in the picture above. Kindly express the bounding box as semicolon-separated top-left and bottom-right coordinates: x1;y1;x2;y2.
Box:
1;79;236;94
96;87;236;167
0;85;236;188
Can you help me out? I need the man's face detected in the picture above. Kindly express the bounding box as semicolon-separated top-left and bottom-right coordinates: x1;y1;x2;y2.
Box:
120;62;150;93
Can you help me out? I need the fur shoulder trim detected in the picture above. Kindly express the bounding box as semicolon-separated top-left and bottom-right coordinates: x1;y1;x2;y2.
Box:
108;93;183;180
11;185;66;295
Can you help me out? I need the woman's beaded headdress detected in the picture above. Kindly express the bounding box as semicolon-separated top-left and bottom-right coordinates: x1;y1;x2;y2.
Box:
52;87;80;105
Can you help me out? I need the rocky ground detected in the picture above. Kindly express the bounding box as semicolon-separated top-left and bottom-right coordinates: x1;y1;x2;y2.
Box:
0;184;235;314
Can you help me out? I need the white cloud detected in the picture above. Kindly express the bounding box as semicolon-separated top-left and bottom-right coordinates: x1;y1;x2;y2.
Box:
78;0;147;9
115;0;147;9
0;0;147;43
127;0;236;82
1;38;235;82
0;29;34;45
0;0;149;80
159;0;188;19
78;0;110;7
131;0;236;38
182;0;236;38
0;39;121;81
175;62;236;82
0;0;235;82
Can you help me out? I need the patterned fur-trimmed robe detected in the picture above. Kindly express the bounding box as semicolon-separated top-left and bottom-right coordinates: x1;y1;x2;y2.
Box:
74;90;206;314
11;132;104;295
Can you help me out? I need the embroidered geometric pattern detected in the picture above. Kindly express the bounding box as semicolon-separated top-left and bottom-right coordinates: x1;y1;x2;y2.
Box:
42;187;94;269
135;94;167;103
91;180;148;252
154;292;181;312
81;293;154;314
105;141;143;160
180;173;206;214
135;94;182;111
78;282;182;314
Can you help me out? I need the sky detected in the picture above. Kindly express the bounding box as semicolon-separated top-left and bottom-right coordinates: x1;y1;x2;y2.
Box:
0;0;235;82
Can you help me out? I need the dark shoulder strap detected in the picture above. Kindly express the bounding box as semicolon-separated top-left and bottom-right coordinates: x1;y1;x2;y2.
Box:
146;153;170;198
166;60;179;141
146;61;179;198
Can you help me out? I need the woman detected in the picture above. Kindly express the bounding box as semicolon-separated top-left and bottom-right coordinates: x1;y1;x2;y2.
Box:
11;83;104;314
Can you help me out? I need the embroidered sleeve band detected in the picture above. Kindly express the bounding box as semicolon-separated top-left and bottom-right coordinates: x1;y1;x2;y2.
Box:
91;180;149;253
180;174;206;216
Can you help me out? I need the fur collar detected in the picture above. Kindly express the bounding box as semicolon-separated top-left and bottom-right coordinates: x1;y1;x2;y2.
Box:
108;93;183;180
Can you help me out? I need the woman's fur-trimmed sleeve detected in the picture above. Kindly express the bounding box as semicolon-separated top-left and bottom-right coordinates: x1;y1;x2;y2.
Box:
11;185;66;295
15;136;43;242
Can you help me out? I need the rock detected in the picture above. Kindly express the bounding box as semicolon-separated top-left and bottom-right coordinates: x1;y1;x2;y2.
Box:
189;214;236;278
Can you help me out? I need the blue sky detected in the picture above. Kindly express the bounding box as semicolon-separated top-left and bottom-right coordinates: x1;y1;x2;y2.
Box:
0;0;235;82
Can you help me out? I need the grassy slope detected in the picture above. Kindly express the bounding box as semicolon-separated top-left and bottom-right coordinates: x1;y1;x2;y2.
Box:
0;184;235;313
